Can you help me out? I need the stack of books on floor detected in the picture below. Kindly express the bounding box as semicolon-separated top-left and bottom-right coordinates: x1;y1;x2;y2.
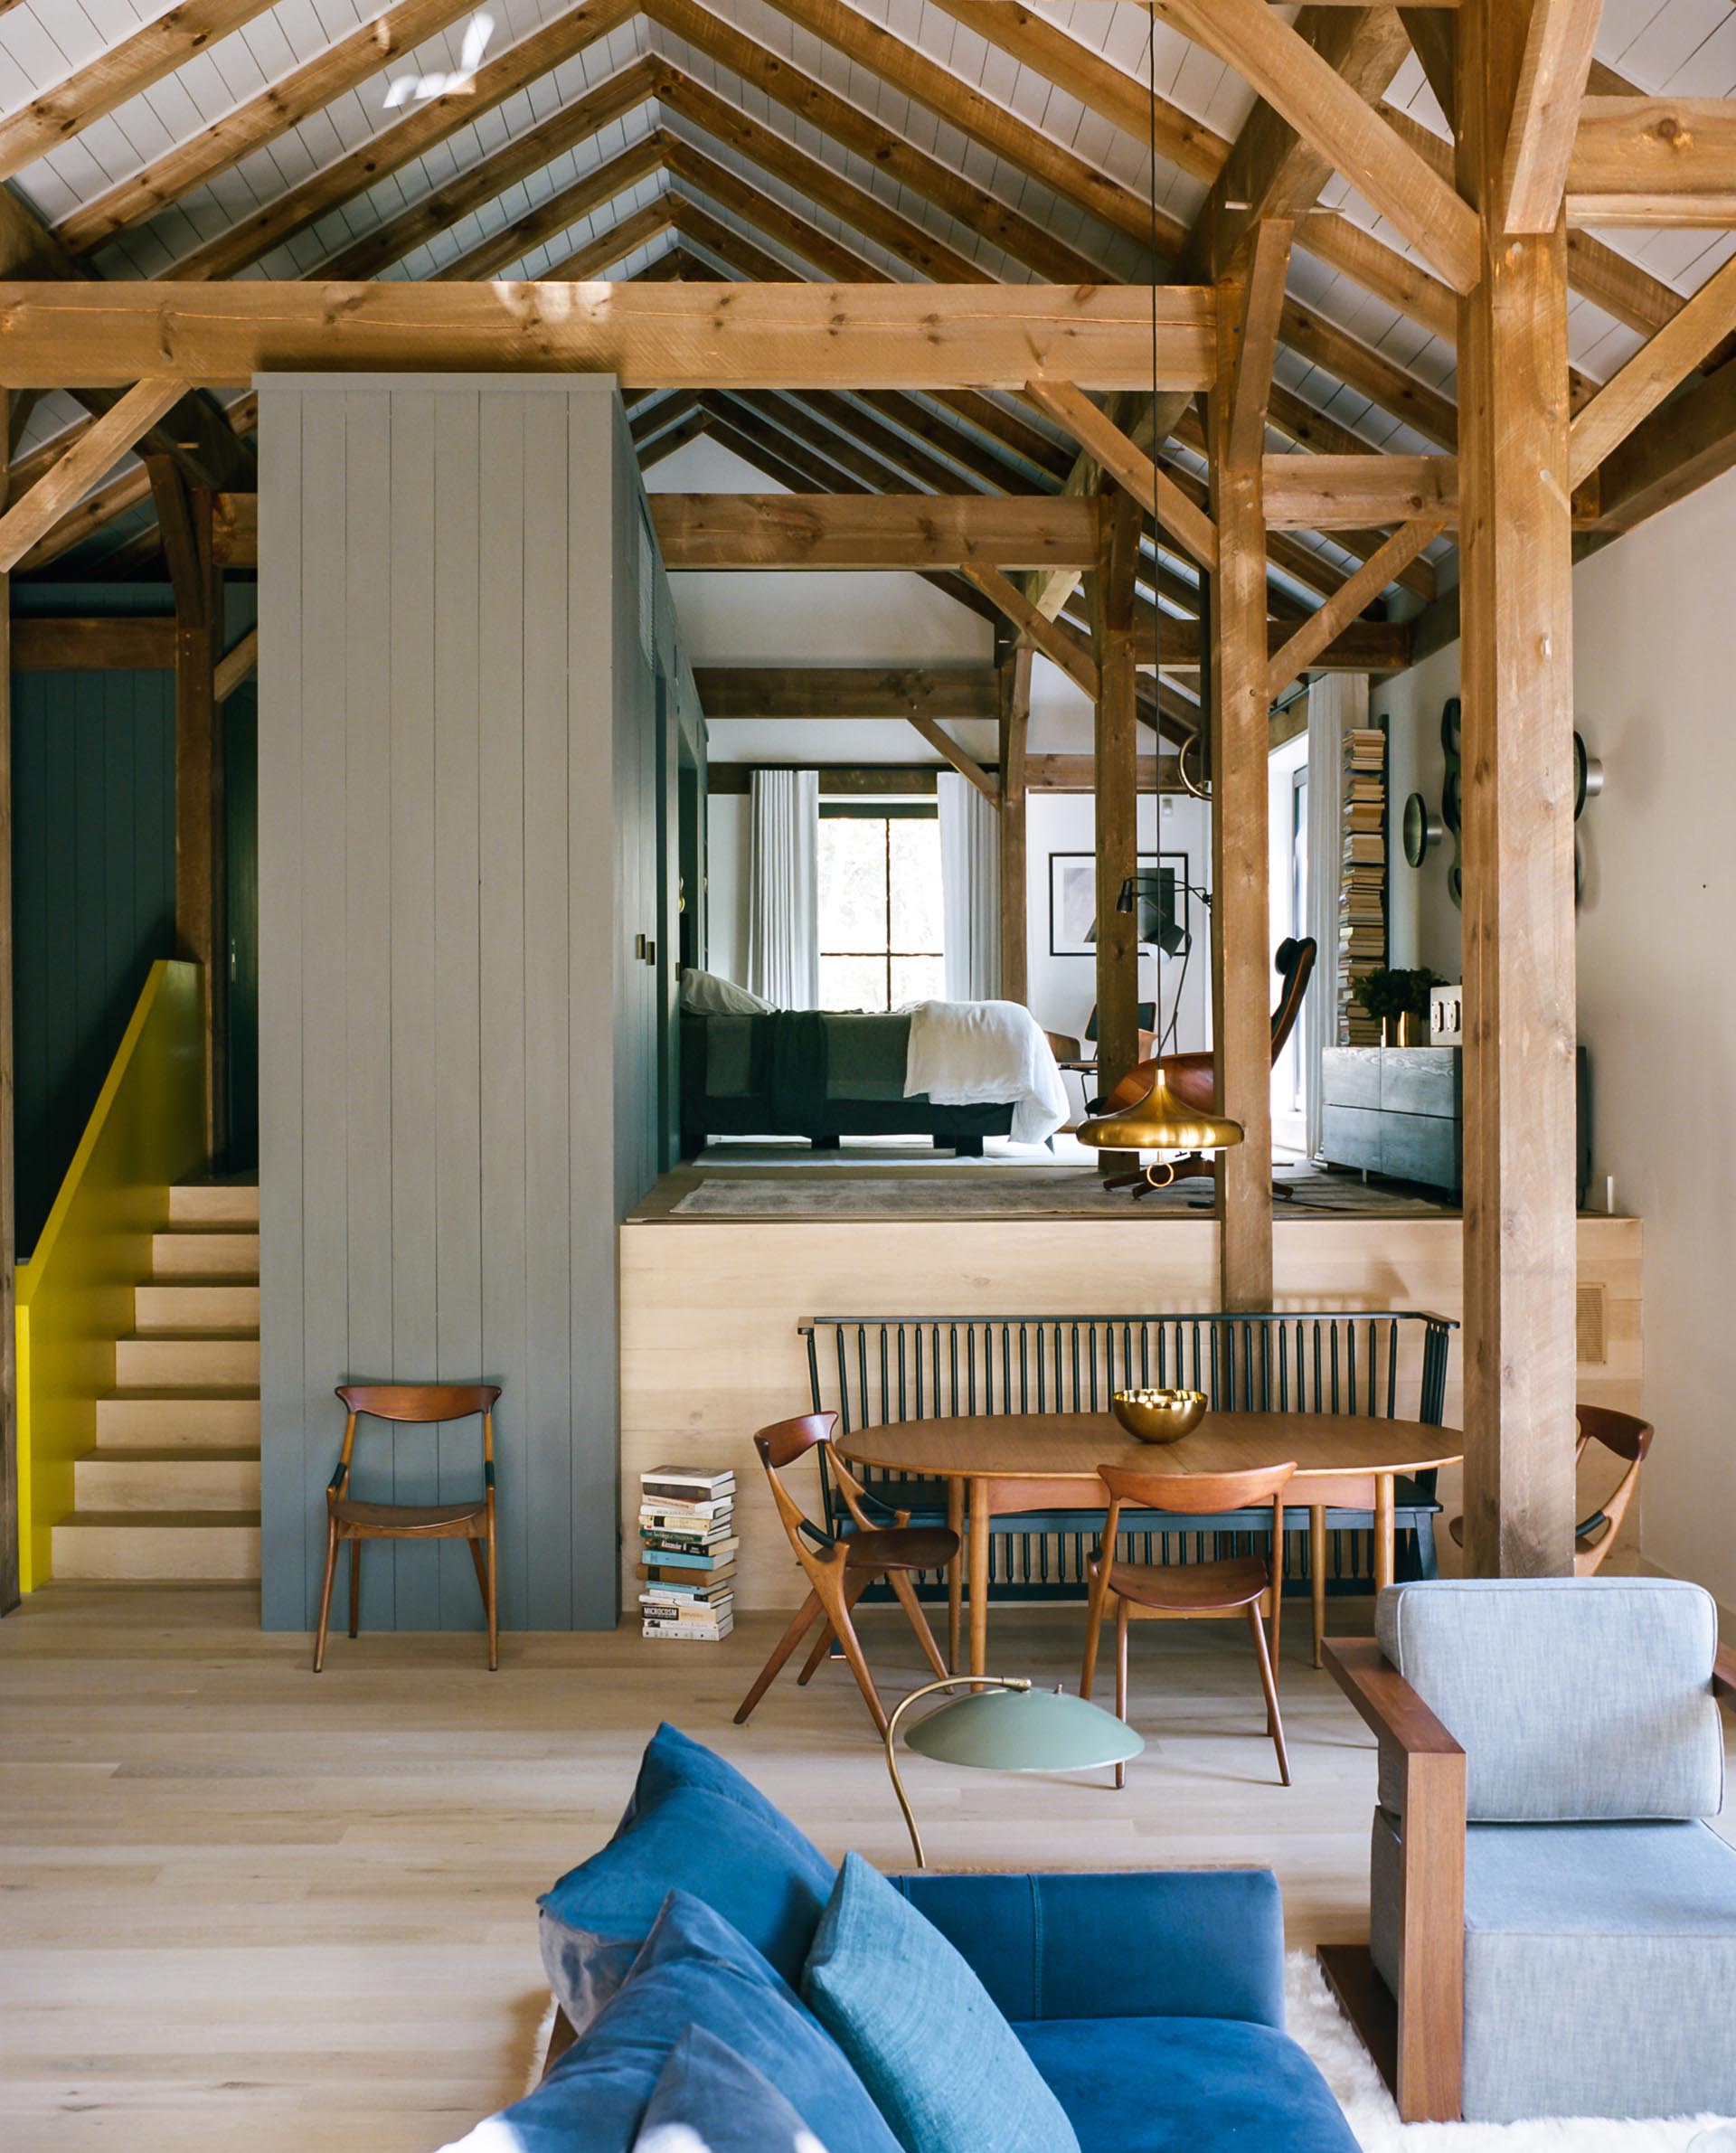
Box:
1339;726;1388;1045
637;1465;737;1642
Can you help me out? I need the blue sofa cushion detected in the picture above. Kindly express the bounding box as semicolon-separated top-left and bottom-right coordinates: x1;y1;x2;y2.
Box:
892;1870;1286;2029
540;1726;835;2027
1373;1817;1736;2123
1375;1580;1724;1821
450;1891;901;2153
804;1852;1080;2153
1014;2017;1360;2153
633;2025;838;2153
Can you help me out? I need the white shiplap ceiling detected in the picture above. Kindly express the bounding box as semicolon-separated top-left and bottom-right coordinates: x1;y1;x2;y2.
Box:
0;0;1728;588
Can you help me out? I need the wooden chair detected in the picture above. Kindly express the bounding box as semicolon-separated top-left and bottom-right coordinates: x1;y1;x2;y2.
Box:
315;1383;502;1674
1081;1459;1297;1788
1448;1403;1652;1574
1090;938;1316;1198
733;1412;958;1736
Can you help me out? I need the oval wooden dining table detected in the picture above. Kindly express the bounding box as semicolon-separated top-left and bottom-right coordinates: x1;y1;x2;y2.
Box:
836;1411;1465;1678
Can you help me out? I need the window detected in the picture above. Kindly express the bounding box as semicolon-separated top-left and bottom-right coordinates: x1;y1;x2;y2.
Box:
817;802;945;1011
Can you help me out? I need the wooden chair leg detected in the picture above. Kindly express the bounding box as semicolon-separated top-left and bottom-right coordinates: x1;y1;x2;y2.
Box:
467;1535;498;1671
829;1592;892;1738
313;1518;341;1674
888;1569;948;1680
798;1572;870;1685
1080;1553;1110;1702
735;1593;827;1725
1311;1507;1327;1670
486;1513;499;1671
1247;1603;1291;1787
946;1481;964;1675
1114;1597;1130;1790
349;1536;363;1639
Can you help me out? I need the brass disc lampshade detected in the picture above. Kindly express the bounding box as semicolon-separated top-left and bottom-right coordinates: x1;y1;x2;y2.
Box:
1077;1072;1244;1157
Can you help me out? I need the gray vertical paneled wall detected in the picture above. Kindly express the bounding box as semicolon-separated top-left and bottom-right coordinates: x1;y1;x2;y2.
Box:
259;377;668;1632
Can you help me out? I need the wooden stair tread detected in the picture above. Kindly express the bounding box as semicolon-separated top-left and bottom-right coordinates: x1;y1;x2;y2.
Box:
57;1510;262;1529
83;1447;259;1464
101;1386;260;1402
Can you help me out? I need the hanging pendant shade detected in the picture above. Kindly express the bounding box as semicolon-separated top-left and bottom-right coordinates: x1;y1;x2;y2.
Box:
1077;1069;1245;1156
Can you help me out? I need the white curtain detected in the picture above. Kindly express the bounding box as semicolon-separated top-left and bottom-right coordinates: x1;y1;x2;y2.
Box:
747;769;820;1009
1304;673;1367;1157
938;771;1000;1003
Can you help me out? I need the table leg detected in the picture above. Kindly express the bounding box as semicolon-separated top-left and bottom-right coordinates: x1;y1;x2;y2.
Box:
1310;1506;1327;1670
967;1478;990;1681
1374;1474;1396;1593
946;1479;964;1675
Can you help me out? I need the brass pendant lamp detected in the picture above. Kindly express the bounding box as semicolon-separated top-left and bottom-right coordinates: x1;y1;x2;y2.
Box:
1078;1070;1244;1157
1075;16;1244;1170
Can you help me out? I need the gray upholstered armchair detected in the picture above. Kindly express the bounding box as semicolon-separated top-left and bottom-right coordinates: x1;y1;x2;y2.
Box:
1324;1578;1736;2125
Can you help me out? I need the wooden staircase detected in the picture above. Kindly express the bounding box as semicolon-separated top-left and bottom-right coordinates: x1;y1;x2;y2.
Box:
52;1185;261;1582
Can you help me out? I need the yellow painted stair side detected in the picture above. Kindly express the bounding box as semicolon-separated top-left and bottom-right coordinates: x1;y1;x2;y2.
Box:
14;961;205;1591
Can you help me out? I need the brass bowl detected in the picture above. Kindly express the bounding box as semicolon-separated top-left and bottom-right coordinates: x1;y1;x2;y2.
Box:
1111;1388;1208;1445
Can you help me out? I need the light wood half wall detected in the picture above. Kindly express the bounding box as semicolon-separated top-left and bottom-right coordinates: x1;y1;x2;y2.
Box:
619;1214;1641;1610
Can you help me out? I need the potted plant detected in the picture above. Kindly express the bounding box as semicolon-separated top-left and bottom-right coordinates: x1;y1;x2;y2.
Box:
1357;967;1443;1047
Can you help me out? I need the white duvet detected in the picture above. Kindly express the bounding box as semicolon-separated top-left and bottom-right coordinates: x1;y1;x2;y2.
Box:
903;999;1070;1147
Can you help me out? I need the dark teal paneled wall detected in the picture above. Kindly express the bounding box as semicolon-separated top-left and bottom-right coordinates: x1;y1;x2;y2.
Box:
10;666;176;1254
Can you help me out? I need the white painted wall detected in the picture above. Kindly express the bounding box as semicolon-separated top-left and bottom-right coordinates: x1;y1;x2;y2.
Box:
1373;465;1736;1608
1025;788;1213;1058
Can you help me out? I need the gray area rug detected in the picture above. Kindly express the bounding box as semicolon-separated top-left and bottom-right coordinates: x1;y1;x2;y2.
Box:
669;1172;1446;1220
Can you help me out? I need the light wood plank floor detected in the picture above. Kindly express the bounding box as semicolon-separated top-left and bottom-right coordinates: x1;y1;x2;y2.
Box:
3;1583;1730;2152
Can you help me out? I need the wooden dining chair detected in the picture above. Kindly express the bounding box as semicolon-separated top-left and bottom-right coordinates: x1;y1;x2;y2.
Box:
1081;1459;1297;1788
315;1383;502;1674
733;1412;958;1736
1448;1403;1653;1575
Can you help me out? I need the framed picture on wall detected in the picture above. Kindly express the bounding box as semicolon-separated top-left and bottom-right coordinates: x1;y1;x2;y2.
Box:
1048;851;1189;958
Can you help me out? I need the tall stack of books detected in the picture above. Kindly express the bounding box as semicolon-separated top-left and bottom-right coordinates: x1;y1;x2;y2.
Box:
1339;726;1388;1045
637;1465;737;1642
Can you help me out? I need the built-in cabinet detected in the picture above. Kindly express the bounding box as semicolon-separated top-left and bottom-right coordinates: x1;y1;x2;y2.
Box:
258;375;700;1633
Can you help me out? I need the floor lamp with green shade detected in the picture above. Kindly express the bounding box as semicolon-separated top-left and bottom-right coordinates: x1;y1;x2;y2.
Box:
885;1677;1144;1868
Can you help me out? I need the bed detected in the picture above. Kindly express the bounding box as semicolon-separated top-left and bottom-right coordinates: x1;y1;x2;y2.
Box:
680;1008;1018;1156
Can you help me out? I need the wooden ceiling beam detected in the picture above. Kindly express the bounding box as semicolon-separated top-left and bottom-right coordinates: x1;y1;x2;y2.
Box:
962;564;1099;701
163;0;639;281
1499;0;1606;234
1280;296;1458;447
1266;518;1444;699
59;0;486;260
640;407;712;467
1135;613;1410;673
1262;452;1458;526
744;0;1183;260
1570;252;1736;488
1024;379;1219;575
0;378;184;575
540;203;676;282
907;713;999;803
652;65;988;285
694;666;1002;721
434;135;669;283
921;0;1226;185
0;0;280;183
1154;0;1479;290
644;0;1109;285
1568;99;1736;225
1185;6;1412;281
0;281;1214;392
693;399;1004;628
1588;347;1736;536
320;57;660;282
648;494;1104;571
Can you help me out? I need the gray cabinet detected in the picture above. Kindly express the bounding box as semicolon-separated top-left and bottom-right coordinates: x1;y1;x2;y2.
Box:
1321;1047;1462;1191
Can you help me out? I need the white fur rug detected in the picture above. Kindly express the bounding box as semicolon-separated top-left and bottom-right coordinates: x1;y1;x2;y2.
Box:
1285;1952;1730;2151
521;1970;1731;2149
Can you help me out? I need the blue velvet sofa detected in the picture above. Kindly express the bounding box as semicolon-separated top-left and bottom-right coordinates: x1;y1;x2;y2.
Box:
449;1724;1358;2152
